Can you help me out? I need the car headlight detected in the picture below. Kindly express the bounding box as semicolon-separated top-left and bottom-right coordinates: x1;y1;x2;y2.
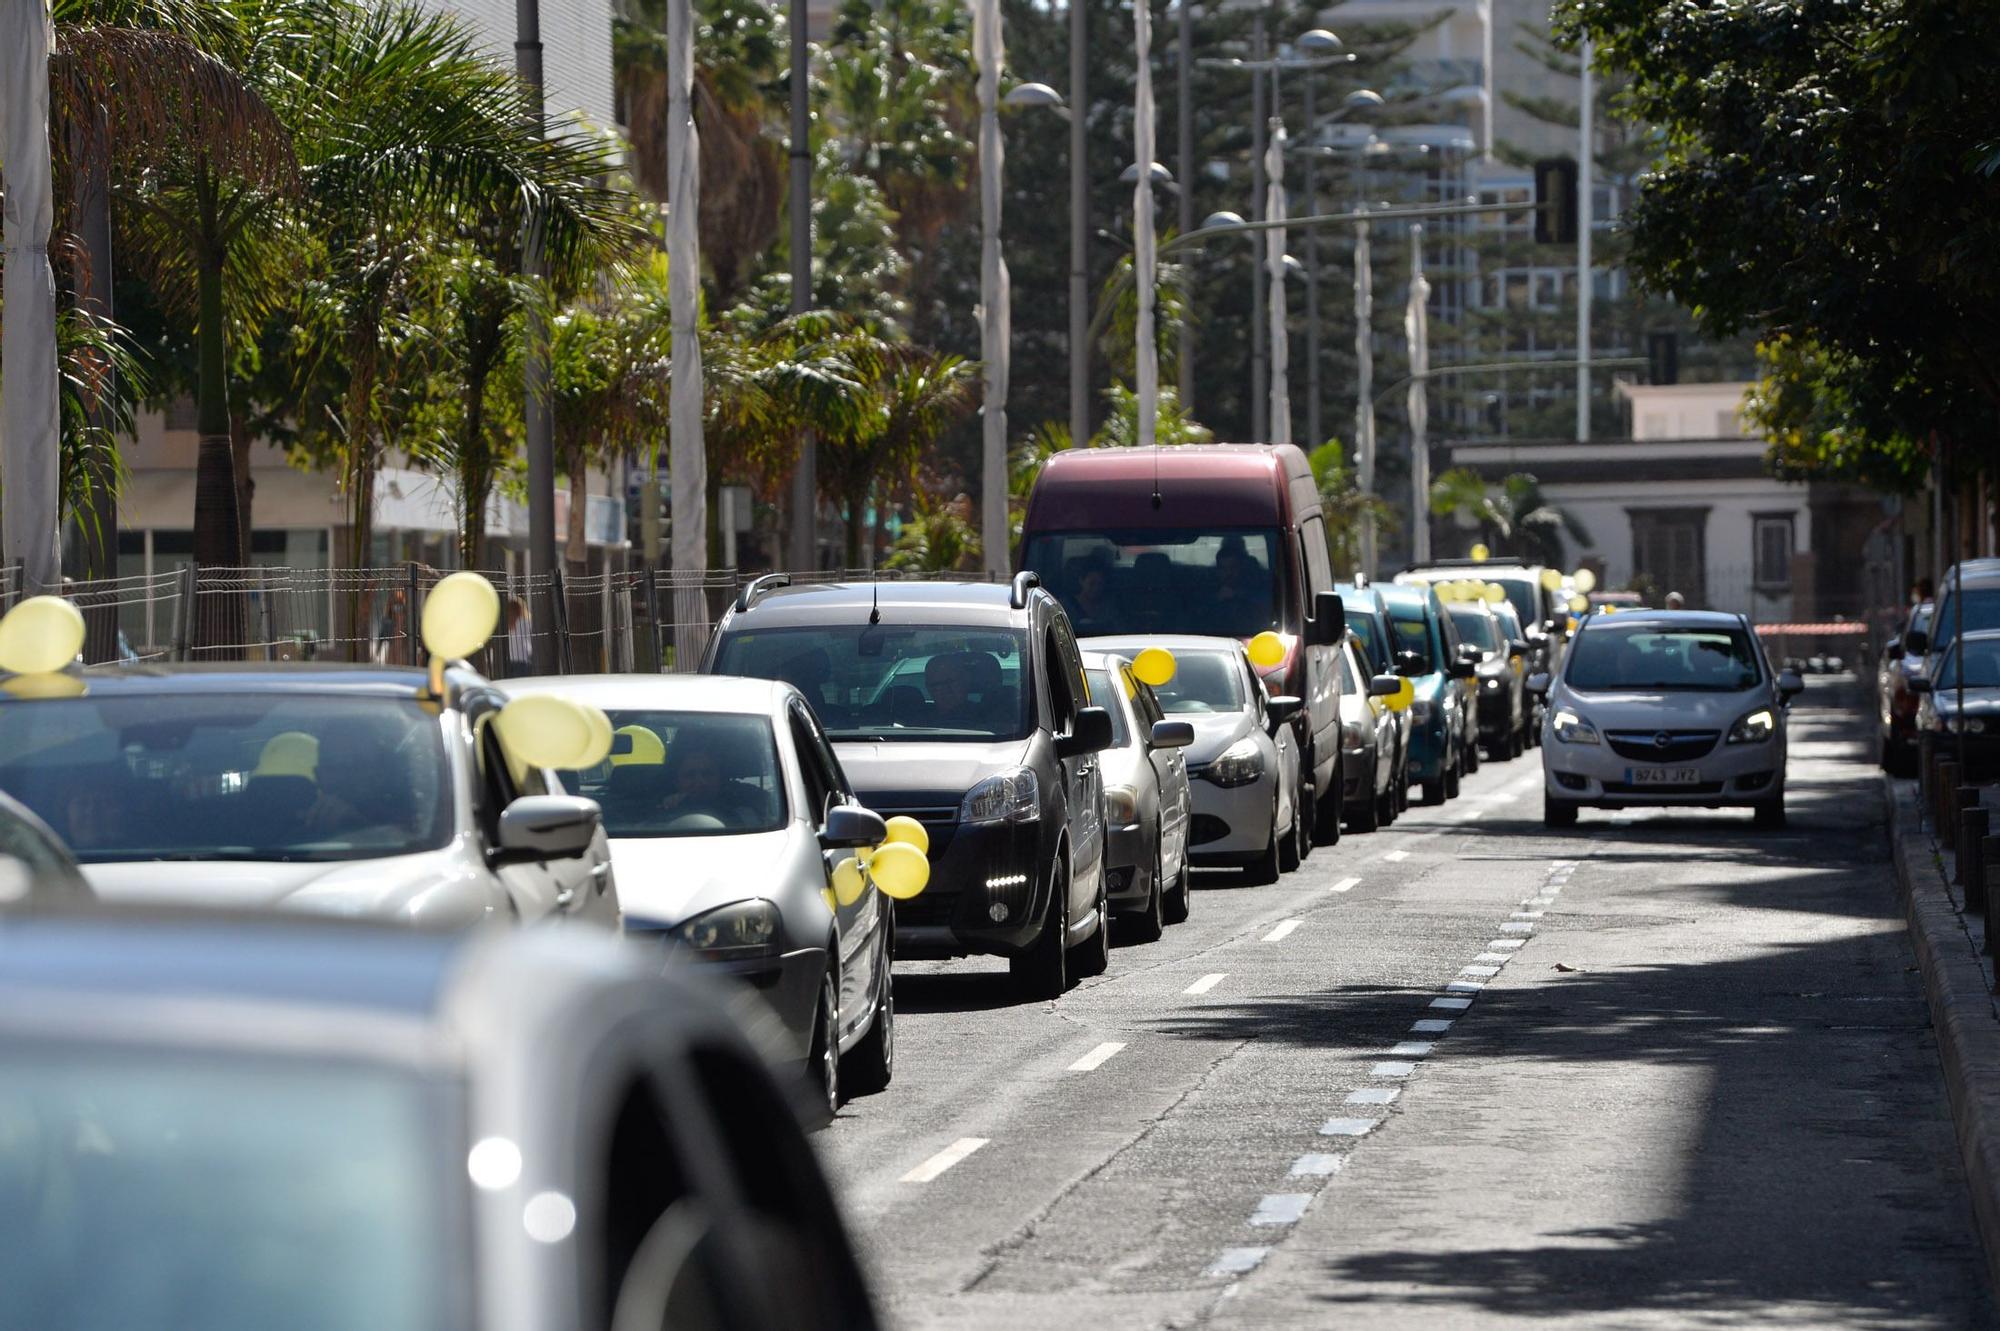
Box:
1104;784;1140;825
1202;737;1265;787
1943;715;1989;735
1551;708;1600;744
961;768;1040;825
676;899;780;960
1727;707;1777;744
1341;720;1367;749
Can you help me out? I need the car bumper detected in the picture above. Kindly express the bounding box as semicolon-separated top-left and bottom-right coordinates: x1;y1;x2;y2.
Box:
1477;690;1516;737
1921;729;2000;775
1105;819;1156;910
658;943;827;1063
885;818;1052;959
1341;744;1375;800
1188;770;1276;865
1407;715;1450;781
1541;738;1785;806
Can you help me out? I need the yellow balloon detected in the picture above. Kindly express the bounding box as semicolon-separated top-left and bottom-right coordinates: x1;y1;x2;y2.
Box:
1247;631;1286;669
421;571;501;661
1484;584;1506;605
255;732;319;779
1573;568;1598;594
1539;568;1564;591
1568;594;1589;613
0;596;84;675
611;724;665;766
1385;676;1415;712
571;702;615;769
868;840;930;900
1132;646;1177;688
831;855;868;907
1470;542;1490;563
495;694;594;770
1;671;85;699
821;887;840;913
884;814;930;855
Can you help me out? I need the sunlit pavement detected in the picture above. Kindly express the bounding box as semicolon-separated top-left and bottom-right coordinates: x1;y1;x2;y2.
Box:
817;677;1997;1329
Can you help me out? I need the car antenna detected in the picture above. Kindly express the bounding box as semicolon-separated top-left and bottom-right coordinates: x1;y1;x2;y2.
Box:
870;573;881;625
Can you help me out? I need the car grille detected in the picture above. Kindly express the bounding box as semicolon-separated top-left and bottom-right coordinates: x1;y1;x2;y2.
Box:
1604;730;1720;762
1602;780;1725;797
872;804;959;857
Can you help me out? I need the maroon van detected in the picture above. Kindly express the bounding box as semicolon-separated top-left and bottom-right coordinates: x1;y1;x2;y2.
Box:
1018;445;1346;841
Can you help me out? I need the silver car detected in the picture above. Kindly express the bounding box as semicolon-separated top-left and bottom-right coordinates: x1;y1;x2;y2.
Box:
1081;651;1195;940
0;789;92;902
1088;635;1302;885
1532;610;1804;828
1335;634;1405;833
0;664;619;928
498;675;896;1116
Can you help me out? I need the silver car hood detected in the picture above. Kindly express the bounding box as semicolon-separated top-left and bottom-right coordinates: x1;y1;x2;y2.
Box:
605;828;795;929
1557;688;1765;729
1182;712;1258;766
83;845;490;924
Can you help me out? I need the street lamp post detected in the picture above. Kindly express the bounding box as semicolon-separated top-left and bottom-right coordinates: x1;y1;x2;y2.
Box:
515;0;557;671
1177;0;1196;414
1070;0;1089;454
786;0;815;572
975;0;1009;577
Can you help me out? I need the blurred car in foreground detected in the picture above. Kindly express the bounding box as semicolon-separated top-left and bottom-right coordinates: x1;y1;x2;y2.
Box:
1533;610;1803;828
0;665;618;928
499;674;896;1113
0;790;90;903
0;912;879;1331
1911;629;2000;779
1878;601;1933;775
1080;650;1195;939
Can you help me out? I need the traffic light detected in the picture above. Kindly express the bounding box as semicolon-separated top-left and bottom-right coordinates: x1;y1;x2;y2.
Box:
1647;331;1679;385
1534;158;1578;245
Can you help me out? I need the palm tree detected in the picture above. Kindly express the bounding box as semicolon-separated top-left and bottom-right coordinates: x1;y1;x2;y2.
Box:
1429;468;1590;567
883;493;980;573
1307;442;1398;577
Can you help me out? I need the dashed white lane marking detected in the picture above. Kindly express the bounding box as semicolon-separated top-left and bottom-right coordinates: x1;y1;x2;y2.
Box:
1489;939;1525;950
1250;1193;1313;1226
1371;1060;1416;1078
1411;1018;1454;1033
1208;1247;1271;1277
1430;996;1474;1011
1382;849;1410;862
1512;911;1544;920
1445;980;1485;994
1262;919;1302;943
1066;1042;1127;1073
1460;964;1501;978
900;1138;989;1183
1501;921;1536;933
1391;1040;1434;1056
1184;972;1228;995
1474;952;1512;965
1347;1086;1401;1106
1319;1117;1380;1137
1290;1153;1345;1177
1330;876;1361;893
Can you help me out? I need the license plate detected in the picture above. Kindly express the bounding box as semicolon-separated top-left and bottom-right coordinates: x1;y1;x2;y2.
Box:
1627;766;1701;785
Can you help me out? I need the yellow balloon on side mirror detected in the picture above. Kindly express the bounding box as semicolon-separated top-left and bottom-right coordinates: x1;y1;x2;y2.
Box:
1573;568;1598;593
1470;542;1490;563
884;814;930;855
1247;631;1286;669
421;571;501;661
1132;646;1177;687
0;596;85;675
495;694;594;770
869;840;929;900
831;855;868;907
1385;676;1415;712
1540;568;1564;591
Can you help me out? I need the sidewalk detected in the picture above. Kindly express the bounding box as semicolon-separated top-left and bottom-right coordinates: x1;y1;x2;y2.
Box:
1889;775;2000;1296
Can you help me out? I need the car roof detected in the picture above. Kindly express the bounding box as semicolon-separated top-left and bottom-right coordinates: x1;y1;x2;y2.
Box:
1078;650;1131;669
497;673;794;713
723;580;1029;628
7;662;481;701
1399;562;1544;579
1335;581;1389;610
1578;609;1745;631
1378;583;1438;608
1081;633;1247;656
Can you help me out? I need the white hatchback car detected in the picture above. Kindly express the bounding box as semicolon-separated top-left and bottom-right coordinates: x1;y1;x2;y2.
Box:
1532;610;1803;828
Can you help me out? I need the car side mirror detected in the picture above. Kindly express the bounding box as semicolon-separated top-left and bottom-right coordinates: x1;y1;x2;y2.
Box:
1448;658;1477;680
1907;675;1932;695
1906;630;1929;656
1509;639;1531;657
1266;694;1304;729
819;804;887;850
1057;706;1115;758
496;794;601;862
1395;649;1425;676
1368;674;1401;698
1777;669;1806;701
1306;591;1346;646
1150;719;1195;749
1526;672;1552;697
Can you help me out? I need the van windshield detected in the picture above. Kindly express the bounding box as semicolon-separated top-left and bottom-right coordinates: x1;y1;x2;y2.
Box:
1022;528;1290;639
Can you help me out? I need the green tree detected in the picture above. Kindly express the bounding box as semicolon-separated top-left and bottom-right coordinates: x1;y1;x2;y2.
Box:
1306;441;1397;576
883;493;981;573
1428;467;1589;567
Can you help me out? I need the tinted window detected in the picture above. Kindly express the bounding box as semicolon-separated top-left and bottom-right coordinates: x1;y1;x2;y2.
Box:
1345;609;1392;672
553;710;786;836
1083;669;1132;745
1446;606;1499;652
1936;639;2000;690
1486;577;1539;633
715;626;1030;742
1389;610;1437;671
1565;625;1763;692
1022;528;1291;639
0;696;451;865
1153;652;1246;714
1931;589;2000;656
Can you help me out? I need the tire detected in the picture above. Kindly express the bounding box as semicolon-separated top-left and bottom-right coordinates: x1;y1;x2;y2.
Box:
1443;752;1462;800
1464;734;1481;774
1244;802;1282;885
1162;859;1191;925
1753;796;1787;829
1125;848;1165;944
840;941;895;1096
1279;800;1303;873
1313;759;1345;843
1071;872;1110;977
1348;762;1382;833
1395;763;1411;814
1421;777;1447;806
807;967;842;1121
1544;794;1579;828
1010;861;1070;1000
1375;779;1396;828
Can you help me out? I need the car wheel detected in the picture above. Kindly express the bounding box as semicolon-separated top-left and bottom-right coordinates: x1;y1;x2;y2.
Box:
1544;794;1579;828
1279;798;1303;873
807;967;842;1122
1126;848;1165;944
1071;872;1110;977
1244;801;1282;885
1313;762;1345;843
1010;860;1071;1000
1753;796;1787;829
1162;858;1191;925
1443;752;1462;800
840;945;895;1097
1464;734;1481;774
1421;776;1447;806
1375;776;1396;827
1349;762;1382;833
1295;779;1317;860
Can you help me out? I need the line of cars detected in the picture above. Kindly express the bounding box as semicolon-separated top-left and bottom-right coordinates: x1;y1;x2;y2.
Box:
1881;558;2000;779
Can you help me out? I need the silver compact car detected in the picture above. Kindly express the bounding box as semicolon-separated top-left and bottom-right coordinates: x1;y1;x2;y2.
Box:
498;675;895;1115
0;912;881;1330
1088;635;1302;884
1532;610;1804;828
0;665;619;927
1081;651;1195;939
1336;633;1406;832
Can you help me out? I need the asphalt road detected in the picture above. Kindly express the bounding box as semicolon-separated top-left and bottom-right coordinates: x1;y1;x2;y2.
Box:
820;679;1997;1329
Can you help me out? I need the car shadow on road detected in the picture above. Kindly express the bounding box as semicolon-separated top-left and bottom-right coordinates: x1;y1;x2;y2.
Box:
890;967;1029;1015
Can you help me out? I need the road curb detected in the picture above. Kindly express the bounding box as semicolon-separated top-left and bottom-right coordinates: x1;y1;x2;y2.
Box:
1888;777;2000;1297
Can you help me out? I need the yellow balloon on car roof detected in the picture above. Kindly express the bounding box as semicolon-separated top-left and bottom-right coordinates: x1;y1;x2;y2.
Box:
0;595;84;676
1572;568;1598;594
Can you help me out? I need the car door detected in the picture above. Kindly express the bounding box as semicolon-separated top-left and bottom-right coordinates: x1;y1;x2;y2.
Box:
1133;670;1190;882
1044;615;1103;927
790;700;881;1028
468;710;563;921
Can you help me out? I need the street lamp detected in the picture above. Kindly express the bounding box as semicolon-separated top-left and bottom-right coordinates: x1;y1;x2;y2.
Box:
1289;84;1381;450
1004;82;1066;112
1121;160;1176;187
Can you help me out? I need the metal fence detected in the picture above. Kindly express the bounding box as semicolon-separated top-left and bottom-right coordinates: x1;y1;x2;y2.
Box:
14;563;1001;675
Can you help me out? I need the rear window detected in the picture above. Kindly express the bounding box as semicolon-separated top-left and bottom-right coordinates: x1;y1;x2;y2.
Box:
1933;587;2000;656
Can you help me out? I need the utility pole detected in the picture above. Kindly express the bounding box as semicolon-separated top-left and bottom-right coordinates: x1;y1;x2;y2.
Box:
977;0;1011;577
1575;36;1593;444
1355;214;1375;575
516;0;557;671
1406;223;1430;565
1068;0;1089;451
1177;0;1195;414
786;0;816;571
1249;6;1268;443
1302;79;1320;450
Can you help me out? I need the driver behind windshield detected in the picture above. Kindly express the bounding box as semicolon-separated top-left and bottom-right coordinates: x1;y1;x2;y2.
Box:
925;651;1010;733
657;732;768;828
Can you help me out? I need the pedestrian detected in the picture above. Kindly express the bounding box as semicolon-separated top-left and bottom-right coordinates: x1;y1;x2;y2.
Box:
371;590;408;665
505;597;533;677
1664;591;1686;610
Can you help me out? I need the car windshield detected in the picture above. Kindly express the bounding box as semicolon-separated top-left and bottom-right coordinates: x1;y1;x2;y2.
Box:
0;696;451;865
1083;670;1132;745
714;625;1030;742
1447;606;1499;652
1152;651;1245;714
553;710;785;837
1388;608;1437;672
1934;640;2000;691
1022;527;1290;639
0;1046;457;1331
1929;586;2000;656
1564;624;1764;692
